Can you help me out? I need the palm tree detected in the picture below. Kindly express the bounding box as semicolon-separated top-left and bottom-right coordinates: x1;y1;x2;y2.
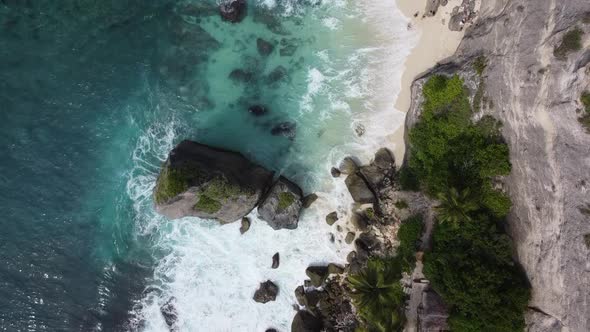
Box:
347;258;405;332
435;187;478;225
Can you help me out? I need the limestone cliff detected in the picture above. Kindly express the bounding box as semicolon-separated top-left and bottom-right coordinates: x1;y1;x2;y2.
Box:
405;1;590;331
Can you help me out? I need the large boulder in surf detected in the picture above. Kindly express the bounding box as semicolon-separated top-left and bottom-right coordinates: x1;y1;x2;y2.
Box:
291;310;324;332
219;0;247;23
253;280;279;303
153;140;274;223
258;176;303;230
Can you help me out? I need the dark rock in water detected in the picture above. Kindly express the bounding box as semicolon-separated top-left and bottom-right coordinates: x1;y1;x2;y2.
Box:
265;329;278;332
160;297;178;329
345;232;355;244
280;38;299;57
359;165;387;192
258;176;303;230
248;105;268;116
302;193;318;208
339;157;358;175
326;212;338;226
271;122;296;138
266;65;288;84
291;310;324;332
240;217;251;234
257;38;275;56
153;140;274;223
303;289;324;307
344;173;376;204
355;232;381;254
305;266;329;287
346;251;357;263
253;8;288;35
330;167;341;178
272;252;280;269
253;280;279;303
229;69;254;83
418;288;450;331
219;0;247;23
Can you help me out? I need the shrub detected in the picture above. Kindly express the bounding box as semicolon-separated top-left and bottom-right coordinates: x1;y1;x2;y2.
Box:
399;166;420;191
277;192;296;211
397;215;424;272
394;200;409;210
473;56;487;76
554;28;583;59
424;218;530;332
348;257;406;332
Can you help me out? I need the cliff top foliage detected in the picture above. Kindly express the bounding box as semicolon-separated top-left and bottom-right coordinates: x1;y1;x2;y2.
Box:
396;215;424;272
402;74;530;331
554;27;584;59
154;164;197;204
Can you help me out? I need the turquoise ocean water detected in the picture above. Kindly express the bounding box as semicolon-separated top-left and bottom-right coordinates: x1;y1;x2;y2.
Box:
0;1;414;330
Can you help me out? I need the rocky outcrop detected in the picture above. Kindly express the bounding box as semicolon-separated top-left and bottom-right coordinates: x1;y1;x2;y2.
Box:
291;310;324;332
417;288;449;332
253;280;279;303
404;1;590;330
219;0;247;23
258;176;303;230
153;140;274;223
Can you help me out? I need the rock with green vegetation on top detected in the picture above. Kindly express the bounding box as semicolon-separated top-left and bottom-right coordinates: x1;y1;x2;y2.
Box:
258;176;303;230
153;140;274;223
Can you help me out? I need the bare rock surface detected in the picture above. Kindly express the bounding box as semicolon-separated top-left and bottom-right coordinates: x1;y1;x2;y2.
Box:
258;176;303;230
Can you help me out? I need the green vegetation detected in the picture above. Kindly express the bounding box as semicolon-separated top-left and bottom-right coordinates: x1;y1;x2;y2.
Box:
348;258;406;332
401;74;530;331
195;195;222;214
580;92;590;133
396;215;424;272
394;200;408;210
154;165;199;204
277;192;296;211
473;56;487;76
554;28;584;59
364;207;376;220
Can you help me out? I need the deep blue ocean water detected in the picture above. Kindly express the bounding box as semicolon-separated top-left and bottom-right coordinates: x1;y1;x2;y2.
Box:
0;1;411;330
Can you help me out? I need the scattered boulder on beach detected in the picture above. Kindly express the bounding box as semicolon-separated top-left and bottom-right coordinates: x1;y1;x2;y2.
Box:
219;0;247;23
344;173;375;204
153;140;274;223
291;310;324;332
271;122;296;139
302;193;318;208
257;38;274;56
305;265;329;287
326;212;338;226
253;280;279;303
272;252;280;269
240;217;251;234
258;176;303;230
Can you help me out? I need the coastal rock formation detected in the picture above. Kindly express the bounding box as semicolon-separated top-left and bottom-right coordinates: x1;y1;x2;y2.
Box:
258;176;303;230
405;1;590;330
291;310;324;332
253;280;279;303
219;0;247;23
153;140;274;223
257;38;274;56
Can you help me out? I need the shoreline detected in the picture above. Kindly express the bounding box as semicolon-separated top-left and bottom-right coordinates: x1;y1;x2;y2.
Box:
390;0;469;163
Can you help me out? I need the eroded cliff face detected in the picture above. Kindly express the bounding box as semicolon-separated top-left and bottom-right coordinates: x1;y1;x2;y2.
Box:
406;1;590;331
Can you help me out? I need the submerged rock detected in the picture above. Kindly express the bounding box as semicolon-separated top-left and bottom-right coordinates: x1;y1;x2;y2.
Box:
219;0;247;23
153;140;274;223
266;65;288;84
257;38;274;56
248;105;268;116
271;122;296;139
253;280;279;303
258;176;303;230
229;69;254;83
160;297;178;330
